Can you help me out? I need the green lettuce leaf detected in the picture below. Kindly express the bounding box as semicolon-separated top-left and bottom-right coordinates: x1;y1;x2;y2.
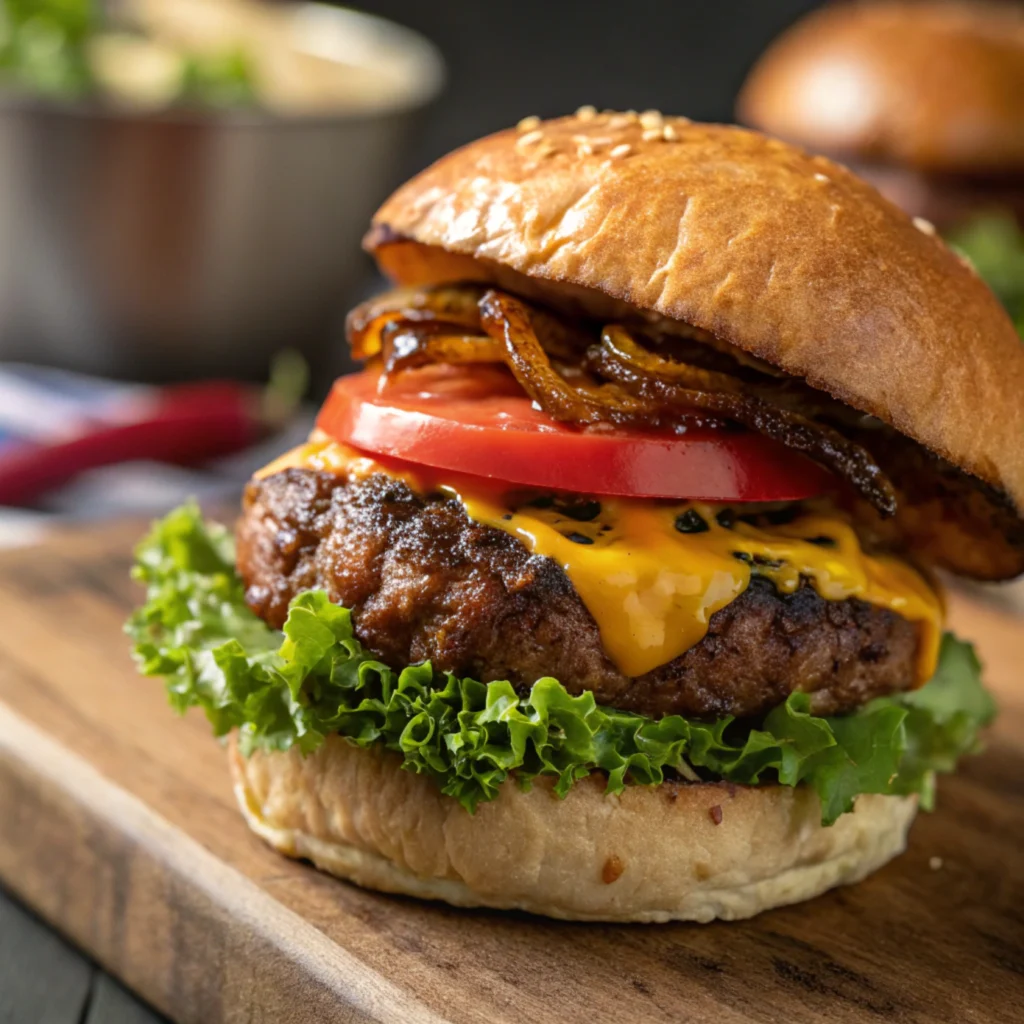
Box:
126;503;997;825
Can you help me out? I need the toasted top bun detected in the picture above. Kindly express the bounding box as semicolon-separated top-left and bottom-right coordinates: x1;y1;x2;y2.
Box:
737;1;1024;174
366;113;1024;520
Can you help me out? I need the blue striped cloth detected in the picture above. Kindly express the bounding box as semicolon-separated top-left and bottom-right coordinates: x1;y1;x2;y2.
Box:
0;365;144;452
0;364;312;546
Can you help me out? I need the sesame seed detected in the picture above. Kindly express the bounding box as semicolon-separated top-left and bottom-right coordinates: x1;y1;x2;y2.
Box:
639;109;663;129
575;104;597;121
814;172;830;183
516;115;541;133
662;124;679;141
577;142;594;157
641;128;662;142
608;113;634;129
914;216;937;236
536;143;557;159
610;143;632;158
929;856;944;870
516;128;544;147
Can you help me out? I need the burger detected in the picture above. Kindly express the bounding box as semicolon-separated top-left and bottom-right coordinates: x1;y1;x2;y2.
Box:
737;0;1024;228
737;0;1024;328
128;111;1019;923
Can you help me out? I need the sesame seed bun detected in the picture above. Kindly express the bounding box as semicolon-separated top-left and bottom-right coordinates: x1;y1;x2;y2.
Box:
229;735;918;923
737;1;1024;174
365;113;1024;524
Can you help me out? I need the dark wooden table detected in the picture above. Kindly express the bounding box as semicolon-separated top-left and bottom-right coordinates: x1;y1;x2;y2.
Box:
0;888;164;1024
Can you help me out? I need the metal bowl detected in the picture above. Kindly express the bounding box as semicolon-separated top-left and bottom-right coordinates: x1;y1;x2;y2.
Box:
0;4;444;381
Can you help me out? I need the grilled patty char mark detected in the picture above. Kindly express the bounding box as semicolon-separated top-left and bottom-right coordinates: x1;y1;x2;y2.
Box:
237;468;920;720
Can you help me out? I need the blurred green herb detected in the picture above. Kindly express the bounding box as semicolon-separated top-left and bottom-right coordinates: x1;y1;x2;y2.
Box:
948;213;1024;336
262;349;310;427
0;0;258;107
0;0;97;97
179;45;257;108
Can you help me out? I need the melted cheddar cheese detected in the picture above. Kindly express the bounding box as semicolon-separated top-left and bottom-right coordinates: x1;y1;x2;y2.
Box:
258;437;943;684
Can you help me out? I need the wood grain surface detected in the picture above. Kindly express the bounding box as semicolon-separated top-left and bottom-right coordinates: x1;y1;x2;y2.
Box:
0;521;1021;1024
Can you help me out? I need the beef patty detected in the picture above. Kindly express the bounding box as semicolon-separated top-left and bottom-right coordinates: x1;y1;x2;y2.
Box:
237;468;921;720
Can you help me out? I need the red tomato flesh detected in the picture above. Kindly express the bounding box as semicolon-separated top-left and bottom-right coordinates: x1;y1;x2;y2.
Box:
316;366;833;502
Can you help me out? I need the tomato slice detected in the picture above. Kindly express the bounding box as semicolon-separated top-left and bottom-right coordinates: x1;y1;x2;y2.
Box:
316;366;833;501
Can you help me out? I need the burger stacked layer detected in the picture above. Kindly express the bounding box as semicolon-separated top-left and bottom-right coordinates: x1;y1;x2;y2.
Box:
130;282;991;826
737;1;1024;331
127;114;1021;921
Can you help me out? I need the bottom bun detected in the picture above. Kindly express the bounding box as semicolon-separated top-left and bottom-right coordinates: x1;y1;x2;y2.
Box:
228;736;917;923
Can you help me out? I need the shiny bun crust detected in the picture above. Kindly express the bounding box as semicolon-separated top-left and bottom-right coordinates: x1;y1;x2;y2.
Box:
737;1;1024;173
367;114;1024;514
230;736;917;923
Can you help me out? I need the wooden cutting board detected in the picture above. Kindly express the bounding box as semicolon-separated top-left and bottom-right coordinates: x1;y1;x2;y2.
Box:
0;522;1021;1024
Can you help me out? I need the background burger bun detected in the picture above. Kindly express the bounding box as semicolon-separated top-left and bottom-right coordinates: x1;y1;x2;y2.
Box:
736;1;1024;174
230;736;917;923
366;114;1024;518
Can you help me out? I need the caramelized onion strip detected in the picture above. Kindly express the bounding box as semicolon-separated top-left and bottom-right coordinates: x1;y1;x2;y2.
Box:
479;290;663;426
593;329;897;515
380;320;505;378
347;286;487;359
603;326;837;418
600;325;748;394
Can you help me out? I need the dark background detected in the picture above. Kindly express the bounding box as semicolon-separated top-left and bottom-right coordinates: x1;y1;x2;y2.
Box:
353;0;824;173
